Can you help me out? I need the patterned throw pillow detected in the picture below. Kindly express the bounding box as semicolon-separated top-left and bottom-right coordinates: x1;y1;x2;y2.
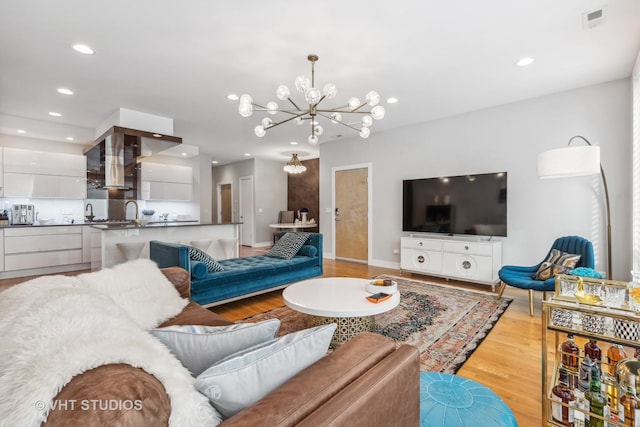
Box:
534;249;581;281
267;232;311;260
189;246;224;272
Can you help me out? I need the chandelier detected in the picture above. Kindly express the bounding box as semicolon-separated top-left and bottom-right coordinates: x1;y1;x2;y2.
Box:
237;54;386;145
283;153;307;174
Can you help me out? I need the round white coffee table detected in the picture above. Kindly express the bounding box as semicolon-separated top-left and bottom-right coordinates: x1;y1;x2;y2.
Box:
283;277;400;346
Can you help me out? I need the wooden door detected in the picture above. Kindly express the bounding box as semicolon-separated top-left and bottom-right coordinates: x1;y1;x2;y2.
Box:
220;183;232;223
335;168;368;262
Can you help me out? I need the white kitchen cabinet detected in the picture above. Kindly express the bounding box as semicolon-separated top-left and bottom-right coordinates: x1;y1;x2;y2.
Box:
2;148;86;199
140;162;192;201
400;235;502;289
4;226;83;271
3;173;86;199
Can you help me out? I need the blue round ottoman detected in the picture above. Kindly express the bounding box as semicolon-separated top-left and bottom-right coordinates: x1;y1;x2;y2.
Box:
420;372;518;426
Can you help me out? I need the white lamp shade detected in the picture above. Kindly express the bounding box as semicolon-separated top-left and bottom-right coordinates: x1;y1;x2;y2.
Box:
538;145;601;179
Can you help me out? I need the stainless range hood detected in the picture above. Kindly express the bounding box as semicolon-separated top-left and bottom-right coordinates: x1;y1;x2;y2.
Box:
104;133;128;189
84;126;182;191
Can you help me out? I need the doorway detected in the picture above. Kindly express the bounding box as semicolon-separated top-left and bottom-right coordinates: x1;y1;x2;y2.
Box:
239;176;254;247
333;165;371;263
217;183;232;223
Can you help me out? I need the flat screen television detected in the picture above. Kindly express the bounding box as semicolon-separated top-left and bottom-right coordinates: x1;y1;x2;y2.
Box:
402;172;507;236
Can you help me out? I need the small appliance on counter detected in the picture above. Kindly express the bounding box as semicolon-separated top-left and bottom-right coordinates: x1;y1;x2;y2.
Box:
0;210;8;226
12;204;35;225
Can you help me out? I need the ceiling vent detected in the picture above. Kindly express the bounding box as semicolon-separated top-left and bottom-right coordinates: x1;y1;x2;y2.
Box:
583;6;607;30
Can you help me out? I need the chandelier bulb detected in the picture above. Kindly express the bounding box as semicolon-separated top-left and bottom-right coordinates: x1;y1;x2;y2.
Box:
295;75;310;93
254;125;266;137
361;115;373;127
261;117;273;128
365;91;380;107
330;112;342;124
348;97;361;110
371;105;385;120
323;83;337;99
239;94;253;105
305;88;322;105
308;135;319;145
276;85;290;101
359;127;371;139
314;125;324;136
295;117;305;126
266;101;279;115
239;103;254;118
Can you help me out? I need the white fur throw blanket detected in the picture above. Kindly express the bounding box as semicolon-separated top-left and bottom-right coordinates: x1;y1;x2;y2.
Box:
0;259;221;426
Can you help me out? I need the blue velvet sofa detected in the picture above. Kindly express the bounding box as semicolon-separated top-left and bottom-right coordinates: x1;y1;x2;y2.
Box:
149;232;323;307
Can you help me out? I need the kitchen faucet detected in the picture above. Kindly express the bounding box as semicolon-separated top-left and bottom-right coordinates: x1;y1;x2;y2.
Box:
85;203;93;216
124;200;139;221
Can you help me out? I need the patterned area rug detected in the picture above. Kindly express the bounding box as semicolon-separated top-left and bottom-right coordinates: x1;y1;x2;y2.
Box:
242;275;512;373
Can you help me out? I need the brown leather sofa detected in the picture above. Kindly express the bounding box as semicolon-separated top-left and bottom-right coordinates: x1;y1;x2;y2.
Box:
45;267;420;426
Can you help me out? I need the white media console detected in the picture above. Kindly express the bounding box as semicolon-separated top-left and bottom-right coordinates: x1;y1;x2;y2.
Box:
400;234;502;290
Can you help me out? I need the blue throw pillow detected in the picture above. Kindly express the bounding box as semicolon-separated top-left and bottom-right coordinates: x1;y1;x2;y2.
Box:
190;261;208;280
297;245;317;258
189;246;224;272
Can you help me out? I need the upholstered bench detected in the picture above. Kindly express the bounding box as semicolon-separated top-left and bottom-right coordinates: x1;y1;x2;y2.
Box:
420;372;517;426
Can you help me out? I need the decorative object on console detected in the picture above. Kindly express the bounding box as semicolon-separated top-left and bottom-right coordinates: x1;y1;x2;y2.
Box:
283;153;307;174
236;54;385;145
538;135;612;278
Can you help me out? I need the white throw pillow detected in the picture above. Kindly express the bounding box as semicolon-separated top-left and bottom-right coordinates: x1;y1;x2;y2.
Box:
195;323;336;418
150;319;281;376
77;259;188;329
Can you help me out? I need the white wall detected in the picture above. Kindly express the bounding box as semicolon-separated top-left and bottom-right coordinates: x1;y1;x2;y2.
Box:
211;158;288;246
320;79;632;280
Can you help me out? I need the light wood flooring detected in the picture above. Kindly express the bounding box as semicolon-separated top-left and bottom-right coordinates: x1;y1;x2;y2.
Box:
0;248;544;427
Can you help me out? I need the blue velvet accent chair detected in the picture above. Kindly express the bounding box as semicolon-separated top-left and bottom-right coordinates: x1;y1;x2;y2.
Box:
497;235;595;316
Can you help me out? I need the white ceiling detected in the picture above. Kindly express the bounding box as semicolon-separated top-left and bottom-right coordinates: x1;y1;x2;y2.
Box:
1;0;639;165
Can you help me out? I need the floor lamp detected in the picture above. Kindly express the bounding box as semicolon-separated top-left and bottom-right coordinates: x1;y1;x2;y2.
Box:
537;135;612;279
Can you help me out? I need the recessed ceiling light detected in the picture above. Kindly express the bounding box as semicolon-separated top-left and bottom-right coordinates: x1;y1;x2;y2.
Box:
181;152;187;156
244;153;251;157
290;141;298;145
57;88;74;95
17;129;26;134
48;112;62;117
227;94;239;101
66;137;74;141
211;160;219;164
387;97;398;104
516;57;535;67
72;44;95;55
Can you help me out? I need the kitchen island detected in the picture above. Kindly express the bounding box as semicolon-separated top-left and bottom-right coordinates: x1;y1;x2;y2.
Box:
89;221;240;270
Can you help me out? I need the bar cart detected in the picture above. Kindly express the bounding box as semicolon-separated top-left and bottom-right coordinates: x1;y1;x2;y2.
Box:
542;274;640;426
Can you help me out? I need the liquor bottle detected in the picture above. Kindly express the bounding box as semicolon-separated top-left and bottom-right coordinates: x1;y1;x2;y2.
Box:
608;345;628;376
579;355;595;392
585;367;607;427
553;379;576;426
585;340;603;375
562;334;580;389
619;373;640;427
607;344;628;414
